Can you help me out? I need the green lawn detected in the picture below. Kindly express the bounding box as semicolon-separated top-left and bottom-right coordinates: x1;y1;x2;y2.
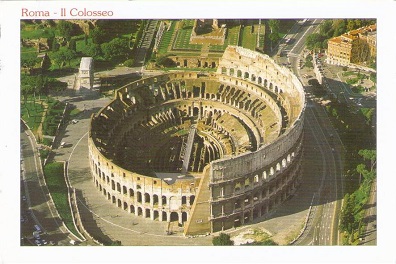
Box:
241;25;257;51
21;99;46;132
44;162;83;240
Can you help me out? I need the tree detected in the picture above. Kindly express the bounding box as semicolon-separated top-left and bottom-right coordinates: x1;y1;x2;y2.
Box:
57;20;74;40
101;38;130;61
90;27;107;45
358;149;376;172
52;47;76;68
69;39;77;52
212;233;233;246
83;43;102;58
267;19;280;50
305;33;325;50
21;53;39;71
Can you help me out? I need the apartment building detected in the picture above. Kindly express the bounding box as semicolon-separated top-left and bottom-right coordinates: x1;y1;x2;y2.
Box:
327;24;376;66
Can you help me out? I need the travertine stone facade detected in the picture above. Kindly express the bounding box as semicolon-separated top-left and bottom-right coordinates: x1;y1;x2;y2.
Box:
88;46;305;236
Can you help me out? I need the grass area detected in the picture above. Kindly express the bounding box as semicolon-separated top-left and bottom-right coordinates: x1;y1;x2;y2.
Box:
209;25;241;52
21;23;56;39
157;21;176;56
42;99;66;136
21;99;46;133
241;25;257;51
43;162;83;240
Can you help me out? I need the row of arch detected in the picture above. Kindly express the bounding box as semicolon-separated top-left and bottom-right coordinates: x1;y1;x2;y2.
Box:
220;67;285;94
96;183;189;223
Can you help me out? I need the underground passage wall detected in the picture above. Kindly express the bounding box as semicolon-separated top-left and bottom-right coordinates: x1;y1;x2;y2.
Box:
88;46;306;236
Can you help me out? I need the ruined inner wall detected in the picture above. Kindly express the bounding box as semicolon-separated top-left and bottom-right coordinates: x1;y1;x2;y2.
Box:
89;46;305;235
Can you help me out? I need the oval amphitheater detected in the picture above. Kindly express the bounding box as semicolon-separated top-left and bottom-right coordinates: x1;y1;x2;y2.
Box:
88;46;306;236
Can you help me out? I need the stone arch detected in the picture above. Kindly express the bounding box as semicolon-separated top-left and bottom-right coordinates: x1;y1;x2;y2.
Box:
162;211;167;221
170;212;179;222
254;174;259;183
117;182;121;193
144;193;151;204
275;86;279;93
182;212;188;222
258;76;262;84
237;70;242;78
276;163;281;171
138;207;143;216
137;192;142;203
264;79;268;88
190;195;195;205
262;171;267;180
244;72;249;79
129;188;134;197
269;82;273;90
282;158;287;168
117;199;122;208
123;202;128;210
111;180;115;190
270;167;275;175
287;154;291;162
154;210;159;220
251;74;256;82
229;68;235;76
130;204;135;214
112;196;116;204
153;194;159;205
145;209;151;218
162;195;167;205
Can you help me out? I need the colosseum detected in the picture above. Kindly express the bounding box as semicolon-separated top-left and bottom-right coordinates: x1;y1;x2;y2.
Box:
88;46;306;236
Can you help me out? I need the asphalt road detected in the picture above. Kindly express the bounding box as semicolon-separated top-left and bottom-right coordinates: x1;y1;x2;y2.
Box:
20;123;77;246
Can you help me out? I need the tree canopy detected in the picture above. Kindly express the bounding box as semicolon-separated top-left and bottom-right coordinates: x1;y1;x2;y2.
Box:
101;38;130;61
212;233;234;246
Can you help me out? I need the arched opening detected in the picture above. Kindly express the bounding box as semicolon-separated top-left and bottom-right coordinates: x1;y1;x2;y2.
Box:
182;212;188;222
258;77;262;84
244;211;250;223
153;194;159;205
117;199;122;208
190;195;195;205
123;186;127;195
182;196;187;205
162;211;167;221
107;193;111;200
130;205;135;214
111;180;115;190
145;209;151;218
170;212;179;222
276;163;281;171
137;192;142;203
183;59;188;67
123;202;128;210
193;107;199;117
112;196;116;204
237;70;242;78
116;183;121;193
244;72;249;79
154;210;159;220
162;195;167;205
221;67;227;74
144;193;151;204
129;188;134;197
229;68;235;76
211;61;216;68
138;207;143;216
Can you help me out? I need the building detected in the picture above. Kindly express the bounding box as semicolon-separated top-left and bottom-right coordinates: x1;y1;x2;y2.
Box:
77;57;94;89
327;24;376;66
88;46;305;236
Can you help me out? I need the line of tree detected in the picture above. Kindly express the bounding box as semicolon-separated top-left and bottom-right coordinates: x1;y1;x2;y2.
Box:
305;19;376;51
339;149;376;244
